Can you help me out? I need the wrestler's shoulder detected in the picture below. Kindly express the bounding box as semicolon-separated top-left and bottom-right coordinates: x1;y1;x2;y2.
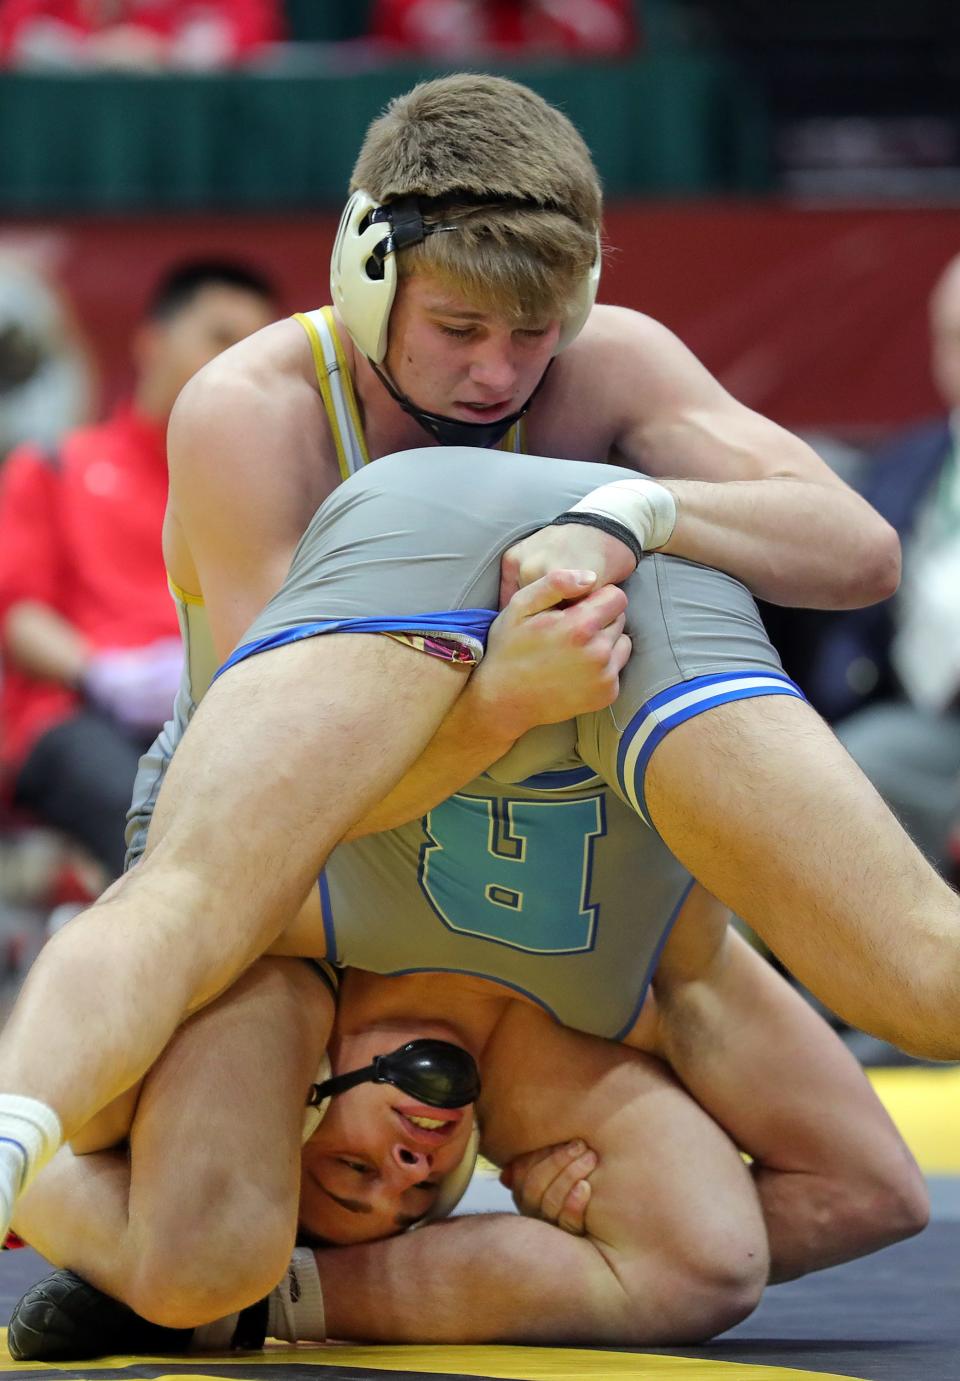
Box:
532;305;686;454
178;317;316;413
167;317;340;523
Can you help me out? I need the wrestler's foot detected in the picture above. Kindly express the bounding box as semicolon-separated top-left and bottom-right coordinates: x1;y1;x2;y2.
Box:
7;1269;193;1360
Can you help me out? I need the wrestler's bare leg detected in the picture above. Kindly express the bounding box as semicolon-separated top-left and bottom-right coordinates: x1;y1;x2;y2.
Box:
14;958;331;1325
645;695;960;1060
646;887;929;1282
0;635;466;1148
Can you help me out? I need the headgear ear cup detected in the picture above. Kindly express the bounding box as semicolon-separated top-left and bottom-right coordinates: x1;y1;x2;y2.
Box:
331;192;601;364
330;190;400;364
417;1123;481;1225
555;234;602;353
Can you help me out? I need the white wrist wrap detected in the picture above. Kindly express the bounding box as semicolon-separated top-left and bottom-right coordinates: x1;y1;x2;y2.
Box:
571;477;677;552
267;1247;326;1343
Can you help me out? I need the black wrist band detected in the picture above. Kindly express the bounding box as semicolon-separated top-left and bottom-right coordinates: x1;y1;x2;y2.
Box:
551;510;644;565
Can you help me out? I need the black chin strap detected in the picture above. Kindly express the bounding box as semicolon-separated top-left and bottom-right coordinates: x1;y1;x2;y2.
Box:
370;360;553;450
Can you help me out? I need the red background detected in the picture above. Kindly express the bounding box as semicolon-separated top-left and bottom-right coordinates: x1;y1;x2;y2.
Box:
8;202;960;440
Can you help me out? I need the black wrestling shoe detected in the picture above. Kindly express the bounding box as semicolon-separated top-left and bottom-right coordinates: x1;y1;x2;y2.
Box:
7;1268;193;1361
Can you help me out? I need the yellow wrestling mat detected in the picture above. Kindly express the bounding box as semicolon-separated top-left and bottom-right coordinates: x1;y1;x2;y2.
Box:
0;1335;864;1380
868;1063;960;1172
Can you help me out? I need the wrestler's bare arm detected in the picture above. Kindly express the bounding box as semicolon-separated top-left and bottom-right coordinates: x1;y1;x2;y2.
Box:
642;887;928;1280
644;693;960;1060
521;306;899;611
341;573;631;839
164;322;338;658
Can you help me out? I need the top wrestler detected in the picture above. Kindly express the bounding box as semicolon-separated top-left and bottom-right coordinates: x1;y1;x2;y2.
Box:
0;71;921;1238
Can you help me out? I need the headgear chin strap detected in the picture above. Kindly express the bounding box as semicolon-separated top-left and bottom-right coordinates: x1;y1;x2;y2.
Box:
368;357;552;450
301;1040;482;1224
330;189;600;448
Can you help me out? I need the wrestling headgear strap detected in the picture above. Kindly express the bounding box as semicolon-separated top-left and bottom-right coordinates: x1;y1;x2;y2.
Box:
302;1041;481;1224
331;190;601;363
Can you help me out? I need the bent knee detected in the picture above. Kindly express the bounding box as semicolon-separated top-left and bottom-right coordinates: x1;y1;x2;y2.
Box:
618;1240;767;1346
127;1209;294;1329
851;1165;930;1251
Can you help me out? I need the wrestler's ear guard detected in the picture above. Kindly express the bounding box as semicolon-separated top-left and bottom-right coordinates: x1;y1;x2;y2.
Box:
331;190;403;364
555;236;601;352
331;189;602;364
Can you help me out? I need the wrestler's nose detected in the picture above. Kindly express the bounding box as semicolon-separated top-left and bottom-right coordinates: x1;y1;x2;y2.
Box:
468;341;517;393
392;1143;432;1182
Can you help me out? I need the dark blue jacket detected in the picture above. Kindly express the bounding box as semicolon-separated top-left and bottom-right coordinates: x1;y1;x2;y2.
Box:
800;417;952;721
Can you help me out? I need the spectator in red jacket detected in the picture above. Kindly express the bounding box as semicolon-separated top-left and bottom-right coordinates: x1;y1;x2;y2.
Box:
0;259;277;881
0;0;284;70
369;0;637;58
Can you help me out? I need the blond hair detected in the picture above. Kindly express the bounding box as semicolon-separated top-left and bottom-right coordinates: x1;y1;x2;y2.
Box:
351;74;602;322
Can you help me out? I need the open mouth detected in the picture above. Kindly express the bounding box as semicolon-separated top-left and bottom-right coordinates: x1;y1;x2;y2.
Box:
454;399;513;419
394;1106;462;1147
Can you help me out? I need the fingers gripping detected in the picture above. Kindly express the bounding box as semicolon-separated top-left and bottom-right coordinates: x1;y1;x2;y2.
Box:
502;1140;597;1236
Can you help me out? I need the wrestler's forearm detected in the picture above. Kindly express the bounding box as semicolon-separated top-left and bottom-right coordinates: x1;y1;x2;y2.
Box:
318;1213;651;1345
658;475;899;610
343;680;517;839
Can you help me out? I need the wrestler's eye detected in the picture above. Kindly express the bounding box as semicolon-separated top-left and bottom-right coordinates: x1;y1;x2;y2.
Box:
338;1157;371;1176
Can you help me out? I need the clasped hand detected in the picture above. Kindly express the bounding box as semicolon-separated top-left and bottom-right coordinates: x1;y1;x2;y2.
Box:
472;568;631;740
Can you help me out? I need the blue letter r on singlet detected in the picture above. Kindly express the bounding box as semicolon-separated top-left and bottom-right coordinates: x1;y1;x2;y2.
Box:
418;793;605;954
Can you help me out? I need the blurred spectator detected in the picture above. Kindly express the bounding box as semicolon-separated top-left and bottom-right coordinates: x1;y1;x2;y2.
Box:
369;0;637;57
0;259;277;883
0;253;95;464
0;0;284;70
801;252;960;874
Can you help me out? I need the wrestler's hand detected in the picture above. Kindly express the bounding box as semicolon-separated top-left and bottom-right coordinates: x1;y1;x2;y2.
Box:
500;1139;597;1236
476;569;631;737
500;526;638;607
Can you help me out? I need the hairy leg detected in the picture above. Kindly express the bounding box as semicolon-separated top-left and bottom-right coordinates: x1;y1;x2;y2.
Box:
14;957;330;1327
650;887;929;1281
645;695;960;1060
0;634;465;1138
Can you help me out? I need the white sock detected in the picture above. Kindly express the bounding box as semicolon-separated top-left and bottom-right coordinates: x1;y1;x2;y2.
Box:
0;1095;62;1235
266;1248;326;1343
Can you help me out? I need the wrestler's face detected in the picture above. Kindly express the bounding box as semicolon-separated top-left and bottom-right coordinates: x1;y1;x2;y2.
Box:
384;270;559;423
297;1033;478;1245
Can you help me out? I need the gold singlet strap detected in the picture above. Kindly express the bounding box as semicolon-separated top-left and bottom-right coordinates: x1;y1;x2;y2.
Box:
293;309;370;482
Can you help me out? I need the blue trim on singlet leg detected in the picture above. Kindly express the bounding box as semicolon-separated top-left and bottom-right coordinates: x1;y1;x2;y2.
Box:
616;669;805;827
518;764;601;791
612;875;696;1042
215;609;497;680
317;872;339;965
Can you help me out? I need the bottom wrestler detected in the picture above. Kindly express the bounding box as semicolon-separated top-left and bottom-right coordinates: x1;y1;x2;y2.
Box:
10;895;926;1353
10;449;930;1349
